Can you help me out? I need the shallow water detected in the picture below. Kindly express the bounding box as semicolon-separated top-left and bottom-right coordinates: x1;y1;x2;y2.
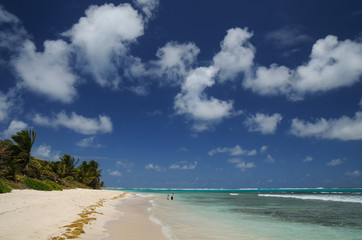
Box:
113;189;362;240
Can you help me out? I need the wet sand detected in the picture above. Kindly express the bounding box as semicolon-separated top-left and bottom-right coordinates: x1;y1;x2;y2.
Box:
103;194;170;240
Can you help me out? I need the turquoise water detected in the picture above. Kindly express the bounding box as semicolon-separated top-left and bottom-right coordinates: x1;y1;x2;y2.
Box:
112;189;362;240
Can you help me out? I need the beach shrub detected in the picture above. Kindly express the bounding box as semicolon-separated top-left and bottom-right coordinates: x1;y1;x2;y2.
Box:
0;178;12;193
43;180;62;191
64;176;74;181
24;178;51;191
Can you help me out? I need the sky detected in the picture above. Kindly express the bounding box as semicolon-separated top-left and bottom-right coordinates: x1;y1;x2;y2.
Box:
1;0;362;188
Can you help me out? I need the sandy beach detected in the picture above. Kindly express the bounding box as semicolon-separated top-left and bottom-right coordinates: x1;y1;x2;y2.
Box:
0;189;168;240
103;194;169;240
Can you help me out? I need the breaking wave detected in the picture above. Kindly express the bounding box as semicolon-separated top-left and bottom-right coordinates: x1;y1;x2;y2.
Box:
258;194;362;204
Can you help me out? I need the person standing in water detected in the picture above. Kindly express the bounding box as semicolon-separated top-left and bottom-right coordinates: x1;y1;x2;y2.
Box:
167;194;169;200
171;193;174;200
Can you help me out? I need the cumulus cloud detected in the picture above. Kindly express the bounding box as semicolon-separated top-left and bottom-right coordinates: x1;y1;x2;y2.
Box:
244;36;362;100
213;28;255;81
208;145;257;157
169;161;197;170
244;113;282;134
290;111;362;141
150;42;200;86
13;40;77;103
326;158;344;167
32;111;113;135
145;163;163;172
173;28;254;131
133;0;159;19
33;144;51;158
174;66;234;131
64;3;144;88
33;144;60;161
228;158;256;171
2;120;28;137
244;64;293;96
295;36;362;94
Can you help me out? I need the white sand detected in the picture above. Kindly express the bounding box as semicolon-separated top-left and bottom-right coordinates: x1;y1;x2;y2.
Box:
0;189;125;240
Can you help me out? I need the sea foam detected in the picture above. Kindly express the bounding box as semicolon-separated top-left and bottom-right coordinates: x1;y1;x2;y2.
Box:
258;194;362;203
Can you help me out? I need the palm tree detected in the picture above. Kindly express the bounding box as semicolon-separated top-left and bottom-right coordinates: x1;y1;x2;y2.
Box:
59;154;79;178
0;139;17;180
11;129;37;174
77;160;102;189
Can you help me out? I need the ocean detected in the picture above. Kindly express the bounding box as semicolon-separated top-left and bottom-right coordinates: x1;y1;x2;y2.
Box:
111;188;362;240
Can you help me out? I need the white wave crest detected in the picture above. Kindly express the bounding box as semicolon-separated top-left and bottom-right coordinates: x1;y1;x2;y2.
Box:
258;194;362;203
149;215;174;240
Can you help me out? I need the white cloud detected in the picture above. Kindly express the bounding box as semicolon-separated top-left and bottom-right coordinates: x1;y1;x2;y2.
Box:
0;5;19;23
327;158;344;167
290;111;362;141
2;120;28;137
32;111;113;135
169;161;197;170
295;36;362;95
303;156;313;162
133;0;159;19
150;42;200;86
64;3;144;88
260;145;268;153
346;170;361;177
244;113;282;134
228;158;256;171
174;28;254;131
75;136;102;148
0;92;12;122
208;145;256;157
265;154;275;163
33;144;60;161
109;170;122;176
244;36;362;100
0;5;28;51
145;163;163;172
178;147;189;152
13;40;77;103
116;160;136;169
266;26;311;48
174;66;234;131
213;28;255;81
33;144;51;158
244;64;293;96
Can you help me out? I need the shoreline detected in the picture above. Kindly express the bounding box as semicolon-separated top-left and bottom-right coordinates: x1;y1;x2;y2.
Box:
0;189;171;240
0;189;125;240
102;193;170;240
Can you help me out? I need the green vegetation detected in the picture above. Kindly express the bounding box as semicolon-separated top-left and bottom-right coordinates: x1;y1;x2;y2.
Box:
24;178;52;191
0;129;104;193
43;180;62;191
0;178;11;193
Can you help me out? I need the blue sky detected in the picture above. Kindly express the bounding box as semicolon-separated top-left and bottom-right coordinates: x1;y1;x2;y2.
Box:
1;0;362;188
